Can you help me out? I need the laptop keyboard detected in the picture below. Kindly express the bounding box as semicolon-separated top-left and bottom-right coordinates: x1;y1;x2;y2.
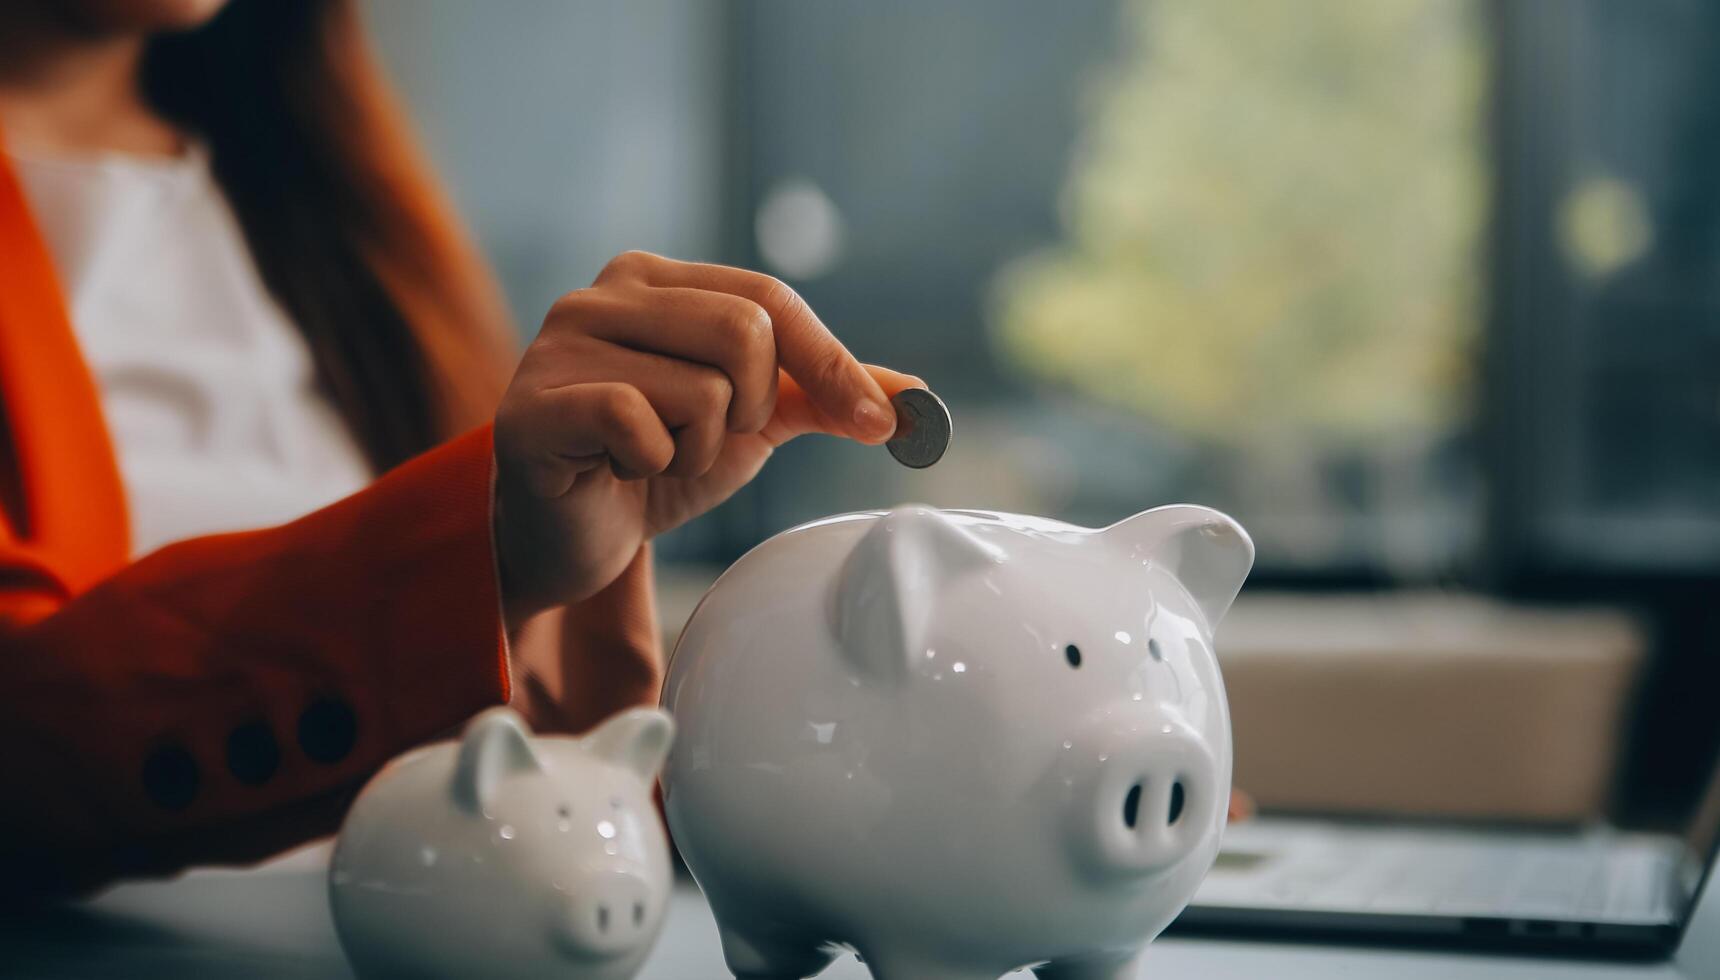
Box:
1196;820;1681;923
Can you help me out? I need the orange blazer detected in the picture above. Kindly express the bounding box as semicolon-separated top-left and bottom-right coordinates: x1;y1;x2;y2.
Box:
0;148;660;898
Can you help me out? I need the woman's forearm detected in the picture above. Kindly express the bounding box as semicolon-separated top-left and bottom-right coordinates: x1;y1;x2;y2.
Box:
0;426;508;898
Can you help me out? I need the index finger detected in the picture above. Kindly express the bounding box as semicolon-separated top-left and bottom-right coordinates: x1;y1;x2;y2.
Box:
763;365;926;447
607;253;896;442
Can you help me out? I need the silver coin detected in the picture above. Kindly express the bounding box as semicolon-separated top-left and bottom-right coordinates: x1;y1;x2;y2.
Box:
885;388;951;469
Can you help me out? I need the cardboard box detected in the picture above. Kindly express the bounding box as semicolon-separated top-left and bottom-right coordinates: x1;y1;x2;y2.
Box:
1219;593;1645;823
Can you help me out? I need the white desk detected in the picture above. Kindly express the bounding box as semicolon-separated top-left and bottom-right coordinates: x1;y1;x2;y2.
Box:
1;844;1704;980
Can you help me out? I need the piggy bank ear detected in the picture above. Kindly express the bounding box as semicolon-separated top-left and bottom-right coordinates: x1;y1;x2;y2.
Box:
585;708;676;781
1104;505;1254;630
452;707;542;815
832;505;1004;683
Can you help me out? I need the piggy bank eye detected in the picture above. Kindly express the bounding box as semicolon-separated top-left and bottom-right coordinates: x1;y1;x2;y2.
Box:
1148;638;1163;662
557;804;571;820
1064;644;1082;668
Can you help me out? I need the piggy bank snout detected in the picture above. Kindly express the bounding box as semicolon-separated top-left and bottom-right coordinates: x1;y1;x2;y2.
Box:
1069;720;1218;879
553;867;660;960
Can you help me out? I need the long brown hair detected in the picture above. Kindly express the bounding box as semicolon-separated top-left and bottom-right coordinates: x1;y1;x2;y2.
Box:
142;0;513;471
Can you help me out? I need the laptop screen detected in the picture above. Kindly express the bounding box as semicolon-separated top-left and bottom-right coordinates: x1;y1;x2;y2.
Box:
1676;757;1720;923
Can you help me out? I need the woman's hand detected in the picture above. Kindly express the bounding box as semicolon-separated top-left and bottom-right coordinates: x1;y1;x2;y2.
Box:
493;251;921;628
1228;787;1255;823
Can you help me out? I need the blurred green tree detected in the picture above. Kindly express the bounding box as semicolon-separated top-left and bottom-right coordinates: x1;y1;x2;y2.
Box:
993;0;1487;451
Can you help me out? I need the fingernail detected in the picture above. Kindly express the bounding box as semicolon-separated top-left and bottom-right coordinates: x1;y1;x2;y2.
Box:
854;399;896;440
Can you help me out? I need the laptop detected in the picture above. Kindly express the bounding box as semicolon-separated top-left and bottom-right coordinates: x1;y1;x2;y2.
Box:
1170;757;1720;957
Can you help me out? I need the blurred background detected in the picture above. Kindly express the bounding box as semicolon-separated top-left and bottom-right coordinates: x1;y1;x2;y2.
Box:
364;0;1719;832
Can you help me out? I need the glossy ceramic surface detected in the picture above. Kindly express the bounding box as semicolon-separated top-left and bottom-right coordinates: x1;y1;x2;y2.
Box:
329;707;675;980
662;504;1253;980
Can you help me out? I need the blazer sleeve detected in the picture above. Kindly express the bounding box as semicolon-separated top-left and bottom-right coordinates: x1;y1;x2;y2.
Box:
0;425;513;898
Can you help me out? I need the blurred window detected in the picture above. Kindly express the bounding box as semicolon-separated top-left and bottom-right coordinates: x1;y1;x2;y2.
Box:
1490;0;1720;578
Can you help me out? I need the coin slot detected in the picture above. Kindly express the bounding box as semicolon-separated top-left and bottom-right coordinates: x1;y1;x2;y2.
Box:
1123;782;1143;829
1462;917;1508;936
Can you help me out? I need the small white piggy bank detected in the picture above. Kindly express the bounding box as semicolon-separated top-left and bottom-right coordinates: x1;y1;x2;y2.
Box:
663;504;1252;980
329;706;675;980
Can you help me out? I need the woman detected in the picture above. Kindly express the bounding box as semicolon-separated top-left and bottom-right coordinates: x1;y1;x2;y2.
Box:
0;0;915;897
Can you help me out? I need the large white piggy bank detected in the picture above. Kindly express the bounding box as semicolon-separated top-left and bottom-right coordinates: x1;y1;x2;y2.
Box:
662;504;1252;980
329;706;675;980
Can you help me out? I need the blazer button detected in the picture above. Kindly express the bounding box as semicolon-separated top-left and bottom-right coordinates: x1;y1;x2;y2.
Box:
225;720;281;785
141;743;199;811
297;698;357;764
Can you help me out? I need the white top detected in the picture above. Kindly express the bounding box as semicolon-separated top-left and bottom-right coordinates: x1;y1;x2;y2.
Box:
10;147;374;557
